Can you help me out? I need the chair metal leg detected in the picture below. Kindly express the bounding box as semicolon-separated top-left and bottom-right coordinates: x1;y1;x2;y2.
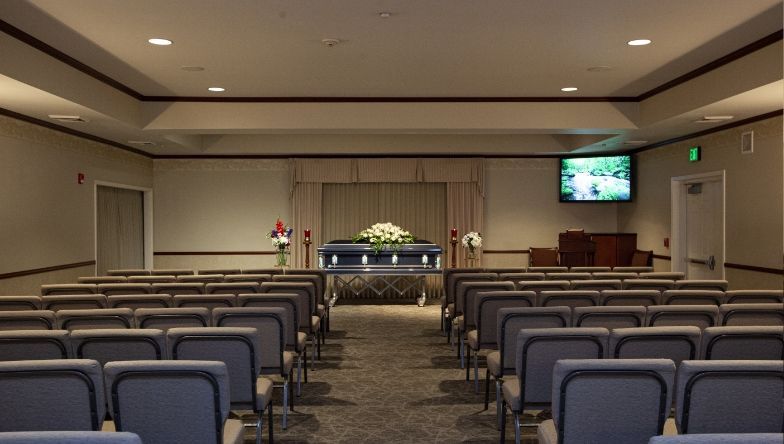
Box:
484;369;490;410
297;353;303;396
268;402;274;443
496;379;503;431
282;377;289;430
304;349;308;383
499;399;506;443
289;371;295;411
317;331;322;359
473;350;480;393
255;408;263;444
459;331;465;369
311;335;317;369
514;412;521;444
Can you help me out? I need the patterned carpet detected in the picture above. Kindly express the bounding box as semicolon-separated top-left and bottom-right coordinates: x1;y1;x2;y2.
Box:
243;304;538;443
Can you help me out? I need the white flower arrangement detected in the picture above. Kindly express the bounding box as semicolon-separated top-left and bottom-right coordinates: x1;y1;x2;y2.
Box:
461;232;482;249
352;222;415;254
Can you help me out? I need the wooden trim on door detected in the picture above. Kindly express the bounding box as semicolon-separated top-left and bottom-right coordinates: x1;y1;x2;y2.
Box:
0;260;96;280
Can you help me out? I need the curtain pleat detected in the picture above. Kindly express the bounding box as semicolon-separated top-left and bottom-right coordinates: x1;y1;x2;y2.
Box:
291;182;322;268
447;182;484;266
96;186;144;275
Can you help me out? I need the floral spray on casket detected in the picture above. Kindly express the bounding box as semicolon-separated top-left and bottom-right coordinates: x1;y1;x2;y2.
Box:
267;218;293;267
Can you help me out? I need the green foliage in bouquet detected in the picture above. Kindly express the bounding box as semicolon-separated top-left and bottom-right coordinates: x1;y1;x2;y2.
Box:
351;222;416;255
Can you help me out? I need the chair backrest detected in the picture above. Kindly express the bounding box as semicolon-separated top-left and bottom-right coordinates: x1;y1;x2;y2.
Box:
473;291;536;350
570;266;611;273
483;267;526;274
173;294;236;311
661;290;725;306
646;305;719;329
151;269;194;276
700;326;784;360
497;307;571;373
242;268;282;275
212;307;287;375
538;290;599;309
460;281;515;330
573;306;646;329
272;274;323;303
205;282;261;295
150;283;205;295
168;327;261;411
107;269;150;276
70;329;167;365
107;294;173;310
77;276;128;284
526;266;568;273
551;358;674;444
0;310;56;330
600;290;661;307
236;293;299;346
630;249;653;266
198;268;241;275
675;360;784;434
719;303;784;326
648;434;784;444
724;290;784;304
223;274;273;284
96;284;152;296
41;284;97;296
177;274;225;284
528;248;559;267
675;280;729;291
546;272;592;281
571;279;622;291
498;272;545;282
613;266;654;273
0;296;41;311
609;326;701;367
593;272;639;280
515;327;609;405
447;272;496;306
623;279;675;292
260;281;315;316
56;309;134;330
516;280;571;294
126;275;176;284
0;330;70;360
639;272;685;281
134;308;210;329
41;295;108;311
0;359;105;432
0;431;143;443
104;360;231;444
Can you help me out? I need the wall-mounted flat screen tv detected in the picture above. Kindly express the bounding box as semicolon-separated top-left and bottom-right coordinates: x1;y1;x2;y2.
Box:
560;155;632;202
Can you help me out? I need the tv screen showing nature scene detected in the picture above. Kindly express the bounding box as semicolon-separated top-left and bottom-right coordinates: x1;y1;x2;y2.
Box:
560;155;632;202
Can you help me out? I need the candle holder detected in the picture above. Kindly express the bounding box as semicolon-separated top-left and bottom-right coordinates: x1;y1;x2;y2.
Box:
450;238;458;268
303;238;312;269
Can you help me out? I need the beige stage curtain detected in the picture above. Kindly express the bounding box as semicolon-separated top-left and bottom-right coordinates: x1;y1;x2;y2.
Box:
96;185;144;275
291;182;322;268
447;182;485;266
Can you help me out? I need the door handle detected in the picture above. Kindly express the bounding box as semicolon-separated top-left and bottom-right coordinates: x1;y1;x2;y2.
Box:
707;255;716;270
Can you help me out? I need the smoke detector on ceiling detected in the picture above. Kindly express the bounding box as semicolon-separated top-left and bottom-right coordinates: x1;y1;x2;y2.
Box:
48;114;88;123
321;38;341;47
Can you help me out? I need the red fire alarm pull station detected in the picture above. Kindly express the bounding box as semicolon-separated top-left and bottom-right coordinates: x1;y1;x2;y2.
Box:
77;173;85;184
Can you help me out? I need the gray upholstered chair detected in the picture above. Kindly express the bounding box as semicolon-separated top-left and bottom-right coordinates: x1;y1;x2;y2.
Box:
168;327;274;444
77;276;128;284
623;279;675;292
537;359;675;444
719;303;784;326
198;268;242;275
0;329;71;360
260;281;320;363
41;284;97;296
501;328;609;444
444;272;496;342
134;307;210;329
126;275;176;283
648;433;784;444
206;282;261;295
610;326;701;367
107;294;173;310
661;290;725;306
178;274;225;284
498;272;545;282
613;266;654;273
56;308;134;330
526;266;568;273
646;305;719;329
212;307;295;429
600;289;661;306
700;326;784;360
173;294;237;311
0;431;142;443
484;267;526;275
639;272;685;281
107;269;150;276
571;279;622;291
488;306;571;429
570;266;611;273
593;271;638;280
272;273;327;335
0;310;56;330
545;272;591;281
675;279;729;291
96;284;152;296
0;359;105;432
104;360;244;444
515;280;571;295
151;268;194;276
242;268;282;275
150;282;205;295
70;328;167;365
223;274;273;284
724;290;783;304
0;296;41;311
466;291;536;393
455;281;515;368
573;305;646;329
41;294;108;311
538;290;600;309
675;360;784;434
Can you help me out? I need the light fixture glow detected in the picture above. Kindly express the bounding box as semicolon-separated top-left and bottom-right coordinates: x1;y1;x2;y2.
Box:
207;87;225;92
148;38;173;46
627;39;651;46
561;87;578;92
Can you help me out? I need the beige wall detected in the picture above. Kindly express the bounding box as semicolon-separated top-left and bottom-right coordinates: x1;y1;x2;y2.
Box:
0;115;152;294
618;116;783;289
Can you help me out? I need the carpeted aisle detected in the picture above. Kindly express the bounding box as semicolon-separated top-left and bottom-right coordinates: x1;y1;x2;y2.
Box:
246;304;537;443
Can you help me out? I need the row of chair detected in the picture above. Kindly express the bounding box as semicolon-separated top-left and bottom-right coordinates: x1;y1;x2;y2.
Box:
106;267;310;276
43;278;318;296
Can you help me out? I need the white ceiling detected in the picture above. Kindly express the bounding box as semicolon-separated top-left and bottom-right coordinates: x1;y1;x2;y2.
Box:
0;0;781;155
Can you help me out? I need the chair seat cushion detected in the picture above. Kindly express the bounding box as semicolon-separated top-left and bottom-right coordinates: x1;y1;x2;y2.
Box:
487;351;502;377
317;303;325;317
223;418;245;444
283;351;295;373
297;331;307;352
440;295;447;308
502;378;522;412
537;419;557;444
457;315;464;331
447;303;455;316
256;376;274;408
310;315;320;331
467;330;479;350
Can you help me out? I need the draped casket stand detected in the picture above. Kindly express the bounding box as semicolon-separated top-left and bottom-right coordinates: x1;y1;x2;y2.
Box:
318;240;443;306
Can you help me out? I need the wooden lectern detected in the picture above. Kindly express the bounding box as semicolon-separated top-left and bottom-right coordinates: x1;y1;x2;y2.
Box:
558;229;596;267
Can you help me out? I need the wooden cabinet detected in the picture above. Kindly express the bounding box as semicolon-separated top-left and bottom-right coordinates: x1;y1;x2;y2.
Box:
589;233;637;268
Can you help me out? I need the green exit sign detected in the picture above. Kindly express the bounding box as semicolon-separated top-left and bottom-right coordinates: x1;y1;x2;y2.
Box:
689;146;701;162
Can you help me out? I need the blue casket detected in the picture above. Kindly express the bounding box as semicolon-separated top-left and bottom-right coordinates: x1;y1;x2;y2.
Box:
317;240;443;274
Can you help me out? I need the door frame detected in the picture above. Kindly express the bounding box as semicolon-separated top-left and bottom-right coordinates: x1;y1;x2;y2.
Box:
670;170;725;278
94;181;154;274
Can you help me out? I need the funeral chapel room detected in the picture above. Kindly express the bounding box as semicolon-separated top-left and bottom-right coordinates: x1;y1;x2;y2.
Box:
0;1;783;444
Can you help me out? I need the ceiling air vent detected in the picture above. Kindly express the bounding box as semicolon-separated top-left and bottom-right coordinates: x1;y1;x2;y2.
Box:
741;131;753;154
48;114;88;123
128;141;156;146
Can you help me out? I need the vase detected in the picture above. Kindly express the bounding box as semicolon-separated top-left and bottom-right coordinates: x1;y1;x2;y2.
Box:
467;246;476;260
276;247;289;267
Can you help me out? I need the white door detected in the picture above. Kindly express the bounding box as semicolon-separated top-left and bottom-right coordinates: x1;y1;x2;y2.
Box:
684;178;724;279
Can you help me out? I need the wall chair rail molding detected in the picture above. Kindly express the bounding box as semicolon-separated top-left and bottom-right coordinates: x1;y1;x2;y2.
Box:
0;260;96;280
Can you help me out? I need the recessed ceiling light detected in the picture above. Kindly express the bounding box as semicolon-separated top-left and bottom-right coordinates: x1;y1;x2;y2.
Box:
148;38;173;46
561;87;578;92
378;12;392;18
48;114;88;123
587;66;613;72
695;115;733;123
207;87;225;92
321;38;341;47
181;66;205;72
627;39;652;46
